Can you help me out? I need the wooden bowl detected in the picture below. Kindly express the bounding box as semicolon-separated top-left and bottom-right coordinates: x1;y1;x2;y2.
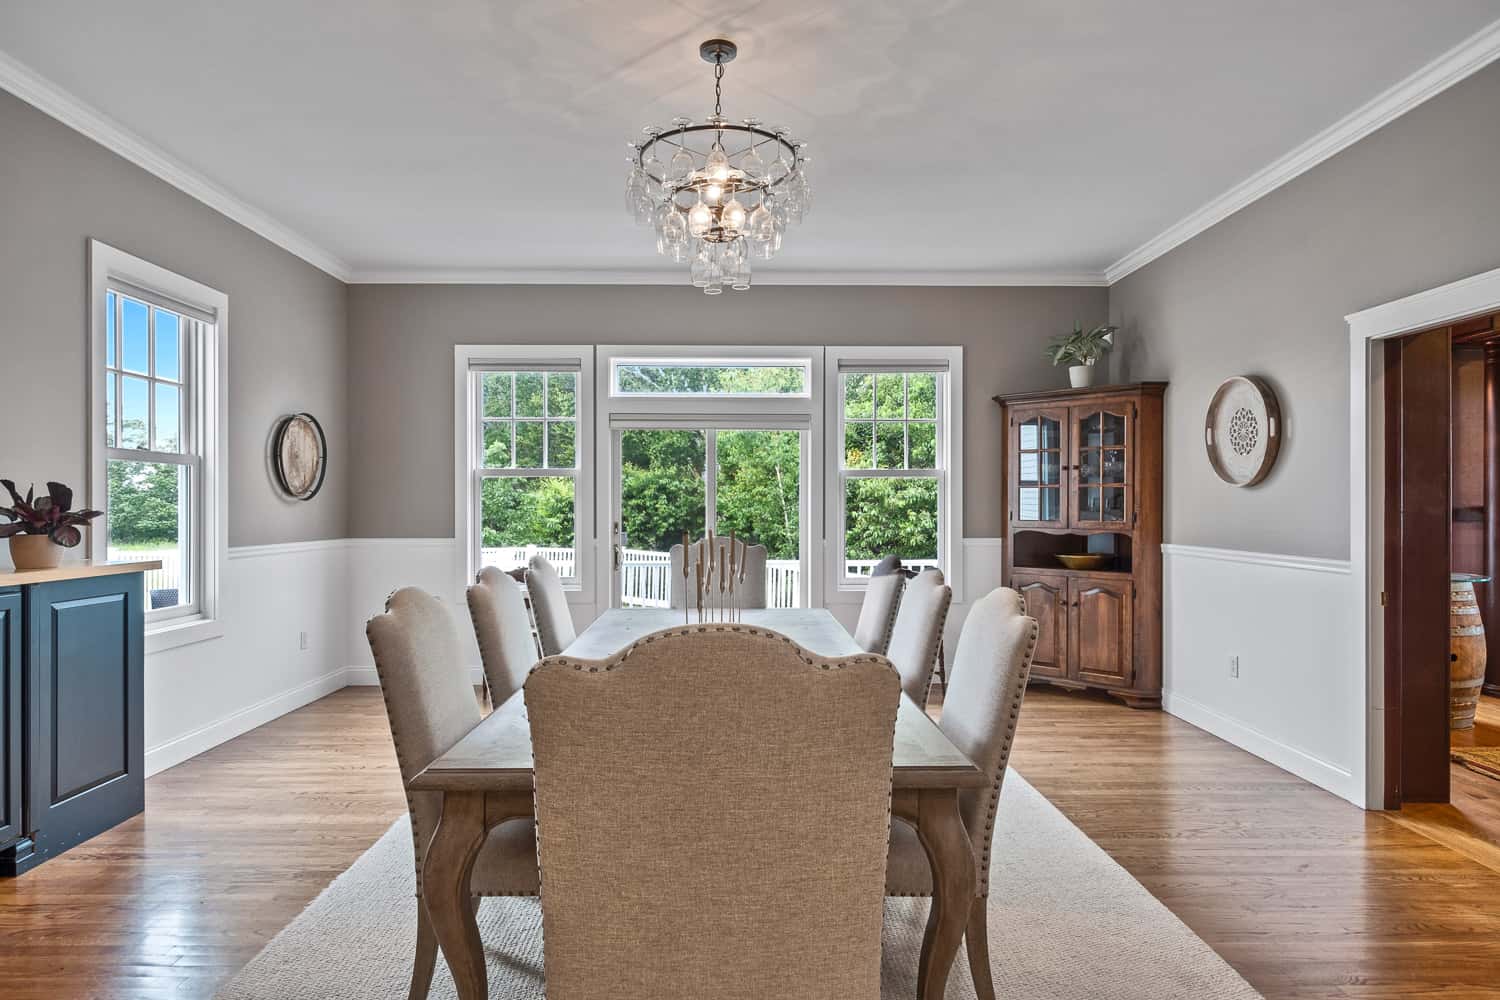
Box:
1055;554;1111;571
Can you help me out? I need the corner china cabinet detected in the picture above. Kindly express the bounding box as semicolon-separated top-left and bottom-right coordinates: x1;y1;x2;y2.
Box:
994;383;1166;708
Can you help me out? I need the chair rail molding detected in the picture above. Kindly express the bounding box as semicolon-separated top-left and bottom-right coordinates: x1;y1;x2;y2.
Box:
1347;262;1500;809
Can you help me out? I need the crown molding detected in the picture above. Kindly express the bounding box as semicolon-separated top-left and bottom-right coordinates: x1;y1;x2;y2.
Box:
0;49;353;281
1104;17;1500;285
347;267;1109;287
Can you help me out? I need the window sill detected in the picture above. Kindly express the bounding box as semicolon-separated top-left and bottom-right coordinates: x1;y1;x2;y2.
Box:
146;614;225;654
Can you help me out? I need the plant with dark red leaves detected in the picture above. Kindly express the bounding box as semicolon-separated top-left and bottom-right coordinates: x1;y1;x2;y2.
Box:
0;480;102;548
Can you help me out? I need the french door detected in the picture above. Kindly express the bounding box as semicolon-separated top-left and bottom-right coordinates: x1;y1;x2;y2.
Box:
609;424;808;609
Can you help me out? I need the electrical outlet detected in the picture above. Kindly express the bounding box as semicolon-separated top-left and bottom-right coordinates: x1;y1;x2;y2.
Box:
299;630;310;651
1229;654;1240;679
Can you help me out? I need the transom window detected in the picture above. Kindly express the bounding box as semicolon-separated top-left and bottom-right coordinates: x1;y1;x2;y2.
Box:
611;359;809;397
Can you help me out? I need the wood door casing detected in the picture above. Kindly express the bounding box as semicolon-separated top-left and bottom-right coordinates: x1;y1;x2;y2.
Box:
1013;572;1068;679
1071;575;1134;687
1069;398;1133;530
1009;406;1070;528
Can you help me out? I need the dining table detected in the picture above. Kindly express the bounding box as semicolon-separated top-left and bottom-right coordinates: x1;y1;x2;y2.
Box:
409;607;987;999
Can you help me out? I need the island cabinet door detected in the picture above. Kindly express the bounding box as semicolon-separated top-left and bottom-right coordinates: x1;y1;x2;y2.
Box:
26;575;145;863
1012;571;1069;679
0;590;20;848
1070;575;1135;687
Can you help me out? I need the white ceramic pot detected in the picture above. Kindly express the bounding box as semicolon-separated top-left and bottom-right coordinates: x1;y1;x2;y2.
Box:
9;534;64;571
1068;363;1095;389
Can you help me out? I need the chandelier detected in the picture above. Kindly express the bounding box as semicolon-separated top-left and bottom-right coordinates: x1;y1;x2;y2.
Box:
625;39;811;293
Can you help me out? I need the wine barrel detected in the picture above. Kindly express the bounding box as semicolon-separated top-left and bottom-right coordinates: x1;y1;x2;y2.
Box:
1451;575;1489;730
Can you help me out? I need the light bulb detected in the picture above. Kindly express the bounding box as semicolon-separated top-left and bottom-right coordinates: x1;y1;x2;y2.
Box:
703;182;723;206
705;146;730;183
687;201;712;238
721;197;746;233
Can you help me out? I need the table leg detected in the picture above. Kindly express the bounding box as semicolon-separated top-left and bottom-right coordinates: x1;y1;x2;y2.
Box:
423;790;488;1000
912;788;977;1000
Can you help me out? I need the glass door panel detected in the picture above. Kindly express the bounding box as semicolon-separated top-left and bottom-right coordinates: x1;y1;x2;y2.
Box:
618;429;706;607
1073;406;1130;526
1015;411;1064;524
715;429;803;607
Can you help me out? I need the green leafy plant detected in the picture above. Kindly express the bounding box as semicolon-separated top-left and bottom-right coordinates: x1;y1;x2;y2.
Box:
1045;322;1119;367
0;480;102;547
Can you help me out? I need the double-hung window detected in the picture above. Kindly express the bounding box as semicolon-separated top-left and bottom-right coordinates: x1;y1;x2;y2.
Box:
90;240;226;644
458;347;593;590
828;349;963;591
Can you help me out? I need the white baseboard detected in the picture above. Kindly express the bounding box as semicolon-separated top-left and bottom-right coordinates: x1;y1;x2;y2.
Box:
344;665;485;686
145;666;348;776
1162;690;1360;805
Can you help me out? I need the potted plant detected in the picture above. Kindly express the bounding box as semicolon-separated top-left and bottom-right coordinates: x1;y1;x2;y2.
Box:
1046;322;1119;389
1;480;102;571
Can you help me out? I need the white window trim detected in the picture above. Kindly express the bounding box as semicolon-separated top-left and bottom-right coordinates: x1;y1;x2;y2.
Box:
88;239;227;652
824;346;964;602
595;345;825;611
454;344;596;606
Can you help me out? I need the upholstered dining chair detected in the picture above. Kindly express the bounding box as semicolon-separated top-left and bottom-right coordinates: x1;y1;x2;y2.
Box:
884;586;1038;1000
365;587;540;1000
466;566;539;708
853;571;905;655
525;555;576;655
525;624;901;1000
885;568;953;707
668;538;769;610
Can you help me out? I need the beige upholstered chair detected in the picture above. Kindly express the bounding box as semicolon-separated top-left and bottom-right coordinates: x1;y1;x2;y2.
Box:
525;625;901;1000
365;587;540;1000
885;586;1038;1000
668;538;769;610
466;566;539;708
525;555;576;655
853;571;905;654
885;568;953;706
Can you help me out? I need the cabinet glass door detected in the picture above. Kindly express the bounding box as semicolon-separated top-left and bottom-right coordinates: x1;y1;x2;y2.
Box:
1014;410;1066;525
1073;404;1130;526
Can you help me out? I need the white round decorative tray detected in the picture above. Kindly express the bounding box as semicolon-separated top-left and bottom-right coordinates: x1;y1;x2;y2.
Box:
1204;376;1281;487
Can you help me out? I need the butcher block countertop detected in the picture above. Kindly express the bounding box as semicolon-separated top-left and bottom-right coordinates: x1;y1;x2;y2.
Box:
0;560;163;587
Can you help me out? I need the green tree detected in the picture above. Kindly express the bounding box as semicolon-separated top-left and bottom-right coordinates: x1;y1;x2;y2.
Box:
106;460;182;545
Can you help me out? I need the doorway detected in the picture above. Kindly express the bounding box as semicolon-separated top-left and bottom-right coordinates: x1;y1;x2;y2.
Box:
609;426;807;609
1382;309;1500;850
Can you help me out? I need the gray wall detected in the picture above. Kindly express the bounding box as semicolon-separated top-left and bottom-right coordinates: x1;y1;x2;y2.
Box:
1111;61;1500;559
346;284;1109;538
0;89;349;547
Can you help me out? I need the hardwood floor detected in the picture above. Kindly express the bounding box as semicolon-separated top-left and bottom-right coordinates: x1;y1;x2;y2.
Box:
4;685;1500;998
1391;694;1500;874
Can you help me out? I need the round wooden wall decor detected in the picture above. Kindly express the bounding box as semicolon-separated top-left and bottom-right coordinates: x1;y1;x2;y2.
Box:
272;413;327;501
1204;376;1281;487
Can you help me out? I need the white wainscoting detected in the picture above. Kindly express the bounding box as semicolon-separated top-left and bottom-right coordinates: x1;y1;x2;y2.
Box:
1161;544;1362;805
144;540;350;776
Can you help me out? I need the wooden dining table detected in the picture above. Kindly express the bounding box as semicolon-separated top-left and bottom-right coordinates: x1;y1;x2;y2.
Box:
410;608;987;999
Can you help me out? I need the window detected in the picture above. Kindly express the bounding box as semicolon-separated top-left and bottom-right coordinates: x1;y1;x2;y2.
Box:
828;349;962;592
611;359;809;396
90;240;226;647
457;347;593;594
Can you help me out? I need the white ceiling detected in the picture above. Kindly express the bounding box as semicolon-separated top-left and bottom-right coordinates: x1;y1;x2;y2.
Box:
2;1;1498;281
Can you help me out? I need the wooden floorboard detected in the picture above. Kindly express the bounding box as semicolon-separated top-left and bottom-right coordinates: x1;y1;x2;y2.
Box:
3;685;1500;998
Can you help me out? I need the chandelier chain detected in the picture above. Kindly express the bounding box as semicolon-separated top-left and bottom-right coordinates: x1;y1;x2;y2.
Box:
713;56;724;119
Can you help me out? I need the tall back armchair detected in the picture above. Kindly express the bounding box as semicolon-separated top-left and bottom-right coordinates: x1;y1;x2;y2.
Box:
525;624;900;1000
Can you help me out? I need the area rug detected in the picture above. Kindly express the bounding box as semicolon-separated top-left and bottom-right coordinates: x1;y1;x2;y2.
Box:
1452;745;1500;780
215;773;1260;999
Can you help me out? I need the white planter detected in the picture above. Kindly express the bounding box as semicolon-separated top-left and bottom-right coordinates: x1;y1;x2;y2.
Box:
1068;364;1095;389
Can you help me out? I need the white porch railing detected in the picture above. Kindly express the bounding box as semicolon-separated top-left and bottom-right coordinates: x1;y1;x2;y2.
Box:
107;546;182;598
